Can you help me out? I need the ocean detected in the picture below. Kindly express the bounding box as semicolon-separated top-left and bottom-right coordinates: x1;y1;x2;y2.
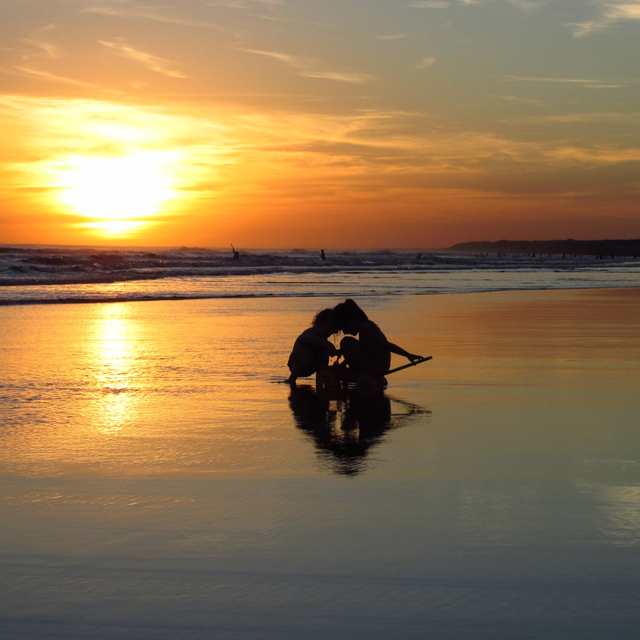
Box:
1;245;639;305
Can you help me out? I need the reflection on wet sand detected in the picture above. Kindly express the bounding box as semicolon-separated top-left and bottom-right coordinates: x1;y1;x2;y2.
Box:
289;385;430;476
87;303;142;435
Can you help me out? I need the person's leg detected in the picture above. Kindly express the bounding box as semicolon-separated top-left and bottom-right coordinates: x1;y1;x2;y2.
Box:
286;362;301;385
286;353;322;384
339;336;373;372
315;350;330;372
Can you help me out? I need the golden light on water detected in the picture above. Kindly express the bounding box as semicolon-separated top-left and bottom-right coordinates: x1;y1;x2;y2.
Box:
89;303;140;434
58;152;177;236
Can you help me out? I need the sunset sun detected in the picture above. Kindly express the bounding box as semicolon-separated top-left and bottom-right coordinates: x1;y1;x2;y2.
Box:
58;152;176;236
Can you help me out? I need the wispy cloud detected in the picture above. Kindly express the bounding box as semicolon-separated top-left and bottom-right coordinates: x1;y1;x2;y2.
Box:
242;48;376;84
416;57;436;69
503;111;640;125
9;66;120;92
21;39;61;59
409;0;482;7
503;0;541;10
299;71;375;84
1;37;117;92
100;40;189;78
410;0;542;8
82;2;224;30
546;144;640;165
377;34;411;40
502;75;622;89
206;0;283;7
13;36;64;70
408;2;451;8
572;1;640;36
243;49;296;65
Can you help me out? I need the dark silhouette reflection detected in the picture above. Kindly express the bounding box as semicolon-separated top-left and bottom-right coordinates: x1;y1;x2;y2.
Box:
288;385;430;476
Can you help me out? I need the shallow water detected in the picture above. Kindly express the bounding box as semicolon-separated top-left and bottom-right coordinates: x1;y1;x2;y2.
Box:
1;289;640;638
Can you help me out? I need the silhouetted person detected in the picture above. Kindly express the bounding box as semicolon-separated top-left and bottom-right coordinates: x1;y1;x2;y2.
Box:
332;299;423;375
320;249;326;261
286;309;338;384
231;243;240;260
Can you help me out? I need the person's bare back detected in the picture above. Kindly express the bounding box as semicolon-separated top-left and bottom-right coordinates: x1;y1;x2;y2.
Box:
286;309;337;384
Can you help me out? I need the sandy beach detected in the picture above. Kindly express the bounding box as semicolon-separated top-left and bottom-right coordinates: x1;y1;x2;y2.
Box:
1;288;640;639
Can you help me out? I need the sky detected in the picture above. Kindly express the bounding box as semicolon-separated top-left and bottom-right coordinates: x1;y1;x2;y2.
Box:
0;0;639;248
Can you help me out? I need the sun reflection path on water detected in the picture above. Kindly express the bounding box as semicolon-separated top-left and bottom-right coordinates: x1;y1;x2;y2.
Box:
87;303;144;435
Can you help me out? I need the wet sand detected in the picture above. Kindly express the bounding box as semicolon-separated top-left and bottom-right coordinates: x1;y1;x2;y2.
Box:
1;288;640;639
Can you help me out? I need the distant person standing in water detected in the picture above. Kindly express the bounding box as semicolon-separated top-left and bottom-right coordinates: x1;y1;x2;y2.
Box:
332;299;422;375
286;309;338;385
320;249;326;261
231;244;240;260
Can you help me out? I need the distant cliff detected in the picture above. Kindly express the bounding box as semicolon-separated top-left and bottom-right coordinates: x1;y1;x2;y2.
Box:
448;239;640;257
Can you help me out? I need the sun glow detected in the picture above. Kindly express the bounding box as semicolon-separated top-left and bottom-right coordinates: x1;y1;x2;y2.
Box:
59;152;177;235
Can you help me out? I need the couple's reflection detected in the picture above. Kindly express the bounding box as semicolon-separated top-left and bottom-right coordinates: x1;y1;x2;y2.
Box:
289;385;429;476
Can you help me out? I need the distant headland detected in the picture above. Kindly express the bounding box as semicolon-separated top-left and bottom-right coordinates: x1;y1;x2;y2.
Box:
448;239;640;258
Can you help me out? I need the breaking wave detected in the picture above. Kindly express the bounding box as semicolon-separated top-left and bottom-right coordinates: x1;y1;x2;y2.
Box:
1;246;639;305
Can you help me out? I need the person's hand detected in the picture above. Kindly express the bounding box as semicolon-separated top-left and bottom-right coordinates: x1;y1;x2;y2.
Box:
408;353;424;363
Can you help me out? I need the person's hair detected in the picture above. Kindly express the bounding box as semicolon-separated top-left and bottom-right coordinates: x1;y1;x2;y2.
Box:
312;308;334;327
332;298;368;332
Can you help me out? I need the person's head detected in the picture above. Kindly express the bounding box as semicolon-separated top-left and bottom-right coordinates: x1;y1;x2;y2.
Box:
333;299;368;335
312;308;334;336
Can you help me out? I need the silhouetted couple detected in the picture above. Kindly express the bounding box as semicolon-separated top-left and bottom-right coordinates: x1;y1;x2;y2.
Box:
286;299;423;384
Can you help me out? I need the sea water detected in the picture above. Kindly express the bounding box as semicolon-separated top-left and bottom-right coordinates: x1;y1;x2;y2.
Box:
1;246;639;304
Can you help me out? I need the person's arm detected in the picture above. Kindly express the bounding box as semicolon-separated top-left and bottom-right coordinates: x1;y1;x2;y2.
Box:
359;321;389;347
388;342;423;362
361;321;423;364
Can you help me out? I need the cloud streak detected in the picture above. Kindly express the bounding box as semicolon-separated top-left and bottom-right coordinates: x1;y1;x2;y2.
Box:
416;57;436;69
408;2;451;8
9;66;119;92
572;1;640;36
82;1;224;30
100;40;189;78
408;0;544;9
206;0;283;7
502;75;622;89
242;48;376;84
21;39;61;59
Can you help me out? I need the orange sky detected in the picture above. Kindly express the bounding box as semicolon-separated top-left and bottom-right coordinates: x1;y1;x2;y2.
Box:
1;0;639;248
